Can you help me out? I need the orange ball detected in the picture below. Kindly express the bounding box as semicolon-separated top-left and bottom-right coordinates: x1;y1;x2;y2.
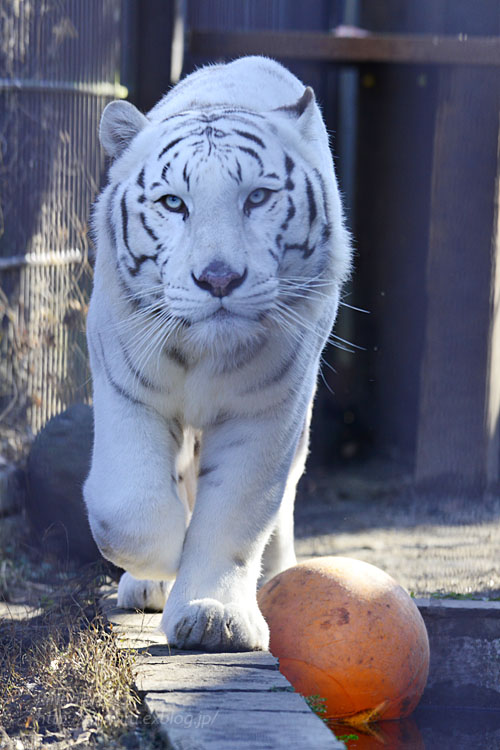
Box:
258;556;429;723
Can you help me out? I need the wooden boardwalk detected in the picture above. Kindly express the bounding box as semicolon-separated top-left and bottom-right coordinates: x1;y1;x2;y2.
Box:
101;594;345;749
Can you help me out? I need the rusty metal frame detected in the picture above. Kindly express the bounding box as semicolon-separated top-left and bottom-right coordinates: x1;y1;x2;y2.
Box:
189;29;500;66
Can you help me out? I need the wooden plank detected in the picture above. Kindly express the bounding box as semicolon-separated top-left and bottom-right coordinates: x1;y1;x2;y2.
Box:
100;593;165;647
415;68;500;490
135;650;280;667
189;30;500;66
135;656;292;693
145;691;345;749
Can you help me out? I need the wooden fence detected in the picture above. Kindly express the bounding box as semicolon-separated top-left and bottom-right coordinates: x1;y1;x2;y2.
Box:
186;0;500;495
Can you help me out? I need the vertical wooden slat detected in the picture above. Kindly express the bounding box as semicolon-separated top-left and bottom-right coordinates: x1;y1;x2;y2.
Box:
129;0;175;112
415;67;500;491
485;121;500;489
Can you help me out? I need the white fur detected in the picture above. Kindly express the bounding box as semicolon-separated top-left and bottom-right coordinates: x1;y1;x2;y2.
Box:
84;57;351;651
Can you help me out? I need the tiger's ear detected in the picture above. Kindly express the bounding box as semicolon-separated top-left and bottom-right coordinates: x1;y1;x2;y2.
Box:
99;100;149;158
274;87;316;137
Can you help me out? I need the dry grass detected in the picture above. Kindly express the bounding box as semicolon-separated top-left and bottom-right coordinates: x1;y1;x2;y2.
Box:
0;525;163;749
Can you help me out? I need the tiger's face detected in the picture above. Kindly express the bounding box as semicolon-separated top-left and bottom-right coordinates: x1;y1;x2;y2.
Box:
101;99;338;358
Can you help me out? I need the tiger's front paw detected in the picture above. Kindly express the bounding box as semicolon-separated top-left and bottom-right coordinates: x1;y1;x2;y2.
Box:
117;572;173;611
161;598;269;652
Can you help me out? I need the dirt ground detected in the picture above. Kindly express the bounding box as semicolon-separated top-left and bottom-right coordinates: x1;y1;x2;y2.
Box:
295;461;500;599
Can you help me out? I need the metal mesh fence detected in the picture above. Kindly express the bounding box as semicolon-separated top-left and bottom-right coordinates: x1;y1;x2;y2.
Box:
0;0;125;442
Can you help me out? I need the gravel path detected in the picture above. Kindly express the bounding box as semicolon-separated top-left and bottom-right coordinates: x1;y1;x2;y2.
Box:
294;463;500;599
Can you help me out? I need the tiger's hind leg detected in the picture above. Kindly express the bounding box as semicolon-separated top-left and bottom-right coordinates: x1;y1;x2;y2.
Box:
175;425;200;516
117;574;174;611
260;400;312;585
259;482;297;586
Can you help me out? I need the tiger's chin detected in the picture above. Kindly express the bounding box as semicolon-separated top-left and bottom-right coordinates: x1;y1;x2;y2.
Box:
183;310;268;363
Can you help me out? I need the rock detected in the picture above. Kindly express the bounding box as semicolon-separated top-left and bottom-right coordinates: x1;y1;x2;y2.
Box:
26;403;101;564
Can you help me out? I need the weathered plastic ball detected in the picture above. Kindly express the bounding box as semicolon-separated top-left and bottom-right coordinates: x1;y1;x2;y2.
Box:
258;557;429;722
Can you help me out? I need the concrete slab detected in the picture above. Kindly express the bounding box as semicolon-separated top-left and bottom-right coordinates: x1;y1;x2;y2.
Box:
416;597;500;709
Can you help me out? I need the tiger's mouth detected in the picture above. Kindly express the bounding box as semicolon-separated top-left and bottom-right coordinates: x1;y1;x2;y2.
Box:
204;304;262;323
210;307;232;320
171;297;273;331
177;299;273;357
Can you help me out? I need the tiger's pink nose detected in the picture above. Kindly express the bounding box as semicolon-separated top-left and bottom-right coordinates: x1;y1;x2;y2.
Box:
192;261;247;298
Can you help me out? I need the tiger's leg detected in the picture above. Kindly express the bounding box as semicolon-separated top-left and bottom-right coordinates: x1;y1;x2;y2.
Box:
161;404;309;651
115;427;201;611
115;426;202;612
83;379;190;606
117;575;174;611
260;402;312;584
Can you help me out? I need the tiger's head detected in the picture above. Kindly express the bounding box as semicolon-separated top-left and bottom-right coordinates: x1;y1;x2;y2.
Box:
97;87;350;359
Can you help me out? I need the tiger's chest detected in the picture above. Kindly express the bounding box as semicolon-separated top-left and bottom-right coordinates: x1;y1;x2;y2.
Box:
139;330;303;429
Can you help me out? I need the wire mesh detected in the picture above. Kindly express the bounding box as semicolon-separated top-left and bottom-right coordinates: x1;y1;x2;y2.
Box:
0;0;124;440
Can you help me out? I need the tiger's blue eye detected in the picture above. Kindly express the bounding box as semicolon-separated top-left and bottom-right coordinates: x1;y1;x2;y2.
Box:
159;194;187;214
247;188;269;206
244;188;273;214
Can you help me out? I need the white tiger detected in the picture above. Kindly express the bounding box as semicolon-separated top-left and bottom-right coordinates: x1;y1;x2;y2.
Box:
84;56;351;652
